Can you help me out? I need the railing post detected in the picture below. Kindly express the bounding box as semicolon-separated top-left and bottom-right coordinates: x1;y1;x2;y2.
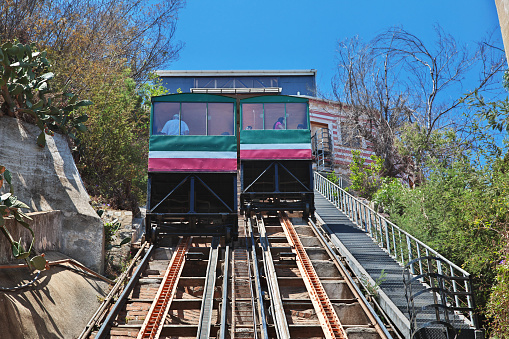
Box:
384;219;390;254
398;229;404;262
377;214;383;245
362;204;367;231
407;236;414;274
334;185;340;208
341;188;346;212
416;243;423;276
354;200;359;226
391;224;397;260
368;209;373;236
450;265;460;309
466;274;476;328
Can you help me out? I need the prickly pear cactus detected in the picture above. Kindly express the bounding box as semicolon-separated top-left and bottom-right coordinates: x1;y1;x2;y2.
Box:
0;41;92;147
1;165;47;270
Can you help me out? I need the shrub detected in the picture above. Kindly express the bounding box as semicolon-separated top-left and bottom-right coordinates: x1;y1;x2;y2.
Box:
347;150;384;199
76;69;150;212
372;177;404;215
488;261;509;338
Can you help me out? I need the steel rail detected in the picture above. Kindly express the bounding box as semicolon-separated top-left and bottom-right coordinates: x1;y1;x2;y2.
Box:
279;213;347;339
79;242;148;339
308;217;393;339
197;237;220;339
95;243;154;339
257;216;291;339
137;236;192;339
219;245;230;339
247;217;269;339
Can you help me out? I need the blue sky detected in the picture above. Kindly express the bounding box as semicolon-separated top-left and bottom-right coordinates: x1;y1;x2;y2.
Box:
168;1;503;97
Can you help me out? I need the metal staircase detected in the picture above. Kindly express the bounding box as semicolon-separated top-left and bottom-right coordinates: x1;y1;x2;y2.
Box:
312;127;334;173
314;172;483;339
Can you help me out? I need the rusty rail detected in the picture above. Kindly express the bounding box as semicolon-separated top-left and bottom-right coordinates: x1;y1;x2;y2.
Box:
137;236;192;339
279;213;347;339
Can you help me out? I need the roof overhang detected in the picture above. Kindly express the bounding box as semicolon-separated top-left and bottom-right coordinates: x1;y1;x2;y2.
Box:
156;70;317;77
190;87;282;94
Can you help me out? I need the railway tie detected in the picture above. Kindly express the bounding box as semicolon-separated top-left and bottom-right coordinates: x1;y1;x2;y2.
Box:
232;248;257;339
279;213;348;339
137;236;192;339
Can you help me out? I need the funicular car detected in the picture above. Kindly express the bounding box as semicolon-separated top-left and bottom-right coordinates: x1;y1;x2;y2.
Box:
146;93;238;241
239;95;315;219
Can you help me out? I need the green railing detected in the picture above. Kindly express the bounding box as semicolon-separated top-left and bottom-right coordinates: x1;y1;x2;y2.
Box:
314;171;479;330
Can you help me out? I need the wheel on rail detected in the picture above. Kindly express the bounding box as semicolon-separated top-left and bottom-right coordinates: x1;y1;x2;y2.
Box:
244;202;253;218
150;224;157;244
225;227;232;243
303;202;310;220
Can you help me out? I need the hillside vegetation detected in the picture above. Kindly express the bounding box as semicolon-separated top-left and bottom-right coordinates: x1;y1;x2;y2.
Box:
1;0;183;212
344;80;509;335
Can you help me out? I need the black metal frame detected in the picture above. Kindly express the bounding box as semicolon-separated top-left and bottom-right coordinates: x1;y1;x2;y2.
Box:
404;256;482;339
240;160;315;218
146;172;238;241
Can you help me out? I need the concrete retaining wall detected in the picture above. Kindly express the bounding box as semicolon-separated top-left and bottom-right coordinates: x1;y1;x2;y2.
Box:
0;116;104;272
0;211;62;263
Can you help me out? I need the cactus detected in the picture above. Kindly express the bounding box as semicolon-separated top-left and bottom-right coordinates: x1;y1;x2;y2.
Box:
0;41;92;272
0;41;92;147
0;165;47;271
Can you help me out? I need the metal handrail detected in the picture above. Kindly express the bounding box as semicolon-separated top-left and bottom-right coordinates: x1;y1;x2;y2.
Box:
314;171;478;329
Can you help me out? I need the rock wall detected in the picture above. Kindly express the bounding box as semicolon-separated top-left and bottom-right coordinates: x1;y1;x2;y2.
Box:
0;116;104;272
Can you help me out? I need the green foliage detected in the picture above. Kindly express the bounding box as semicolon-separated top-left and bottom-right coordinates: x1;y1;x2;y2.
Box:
0;165;47;270
347;150;384;199
396;123;468;181
104;219;131;250
104;219;121;245
327;172;340;185
373;155;509;325
372;177;404;215
488;262;509;338
138;72;170;106
360;269;387;300
0;41;91;147
465;70;509;135
77;68;150;211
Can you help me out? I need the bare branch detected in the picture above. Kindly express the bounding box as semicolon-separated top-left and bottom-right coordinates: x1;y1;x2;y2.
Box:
332;25;506;182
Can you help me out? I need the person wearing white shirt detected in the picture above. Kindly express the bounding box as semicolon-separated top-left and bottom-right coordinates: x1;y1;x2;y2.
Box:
161;114;189;135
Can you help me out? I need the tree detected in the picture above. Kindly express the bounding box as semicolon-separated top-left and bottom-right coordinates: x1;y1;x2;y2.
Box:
347;150;385;199
1;0;184;210
0;0;184;90
75;70;169;212
333;26;505;183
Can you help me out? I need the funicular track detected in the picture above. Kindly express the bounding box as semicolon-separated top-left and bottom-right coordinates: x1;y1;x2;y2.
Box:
83;213;393;339
252;212;392;339
279;214;346;338
82;236;226;339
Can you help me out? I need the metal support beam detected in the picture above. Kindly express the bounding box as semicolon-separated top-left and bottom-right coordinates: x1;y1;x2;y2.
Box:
220;245;230;339
258;217;290;339
197;237;220;339
247;217;269;339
